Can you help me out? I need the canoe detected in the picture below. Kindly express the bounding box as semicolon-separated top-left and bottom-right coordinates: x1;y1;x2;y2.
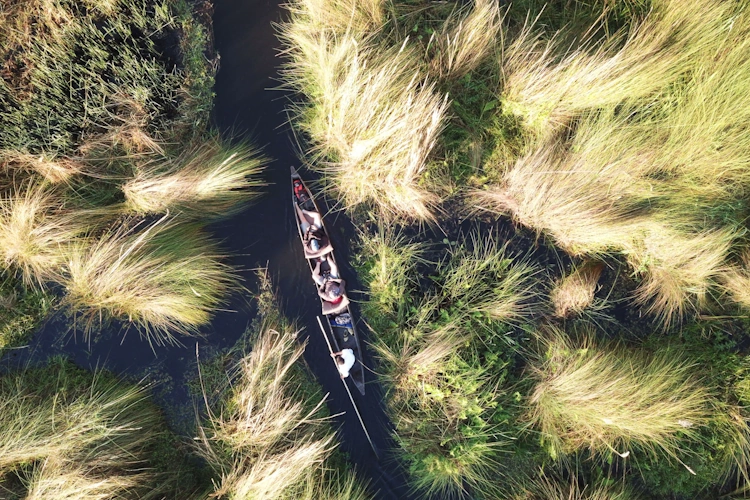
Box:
291;166;366;395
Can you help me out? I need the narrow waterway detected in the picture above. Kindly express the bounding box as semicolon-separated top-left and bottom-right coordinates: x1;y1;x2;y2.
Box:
210;0;417;497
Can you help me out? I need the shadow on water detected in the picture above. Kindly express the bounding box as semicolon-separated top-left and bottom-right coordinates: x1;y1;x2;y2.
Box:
0;1;418;499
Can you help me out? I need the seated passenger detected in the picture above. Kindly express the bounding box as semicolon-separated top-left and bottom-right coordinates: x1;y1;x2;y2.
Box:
295;201;332;258
312;257;350;315
331;348;356;379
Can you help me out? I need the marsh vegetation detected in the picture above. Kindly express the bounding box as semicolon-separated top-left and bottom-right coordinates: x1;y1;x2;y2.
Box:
282;0;750;497
0;0;265;347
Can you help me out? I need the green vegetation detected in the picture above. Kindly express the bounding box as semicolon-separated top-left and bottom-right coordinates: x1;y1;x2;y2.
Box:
358;229;540;497
0;357;195;499
283;0;750;498
0;0;265;347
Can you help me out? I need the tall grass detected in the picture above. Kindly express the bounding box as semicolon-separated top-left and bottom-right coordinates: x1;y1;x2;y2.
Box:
360;231;539;497
0;182;91;288
283;0;385;37
0;358;169;499
441;234;542;324
122;139;266;217
428;0;503;80
516;474;641;500
61;218;239;344
356;228;424;324
197;278;371;499
0;150;86;183
501;0;732;134
480;0;750;325
280;1;449;221
373;317;503;498
528;325;714;461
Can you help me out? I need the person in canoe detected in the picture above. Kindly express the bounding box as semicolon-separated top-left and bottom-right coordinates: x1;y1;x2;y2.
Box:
294;202;333;258
312;256;350;315
330;348;355;379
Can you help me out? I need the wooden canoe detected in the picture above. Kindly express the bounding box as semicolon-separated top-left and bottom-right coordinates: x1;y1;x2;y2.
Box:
291;166;366;395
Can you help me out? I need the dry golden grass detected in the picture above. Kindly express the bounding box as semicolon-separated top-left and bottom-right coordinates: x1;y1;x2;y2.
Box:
501;0;732;134
23;458;142;500
0;150;86;183
515;474;641;500
283;0;385;37
197;293;371;500
122;139;266;217
551;261;604;318
626;226;733;326
471;133;651;257
61;218;238;344
0;182;91;287
280;5;449;221
0;360;167;499
528;325;714;461
429;0;503;80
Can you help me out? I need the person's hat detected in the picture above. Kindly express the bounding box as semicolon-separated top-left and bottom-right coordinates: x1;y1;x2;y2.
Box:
310;239;320;251
329;284;342;298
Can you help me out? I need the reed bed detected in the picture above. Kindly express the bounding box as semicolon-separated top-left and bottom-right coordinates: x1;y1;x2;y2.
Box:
197;289;371;500
280;1;449;221
61;218;238;344
0;0;191;154
0;358;168;499
122;139;266;217
283;0;385;37
528;325;714;461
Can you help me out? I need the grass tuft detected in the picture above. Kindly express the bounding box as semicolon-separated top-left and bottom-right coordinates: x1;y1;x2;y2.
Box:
551;261;604;319
122;138;266;217
0;358;170;499
442;234;542;324
528;325;714;461
428;0;503;80
197;275;372;499
0;182;91;288
61;218;239;344
280;2;449;221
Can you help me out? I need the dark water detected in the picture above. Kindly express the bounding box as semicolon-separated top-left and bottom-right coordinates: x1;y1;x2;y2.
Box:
1;1;415;499
210;0;416;497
